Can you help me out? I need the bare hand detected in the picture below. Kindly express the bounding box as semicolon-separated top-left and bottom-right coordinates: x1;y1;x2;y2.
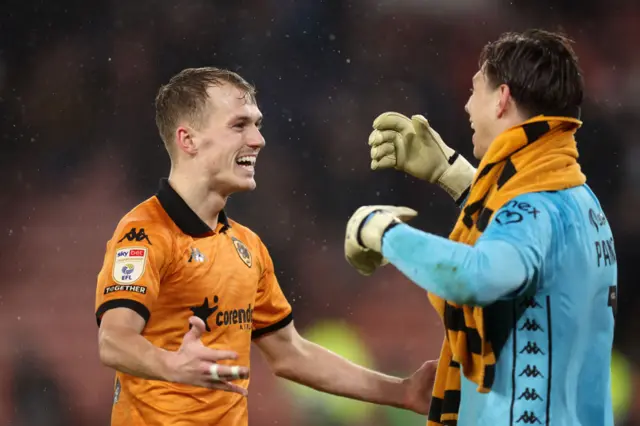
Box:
165;316;250;396
402;359;438;414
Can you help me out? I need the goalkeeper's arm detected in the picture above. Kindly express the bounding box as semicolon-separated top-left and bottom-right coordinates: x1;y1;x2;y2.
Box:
369;112;476;203
380;194;553;306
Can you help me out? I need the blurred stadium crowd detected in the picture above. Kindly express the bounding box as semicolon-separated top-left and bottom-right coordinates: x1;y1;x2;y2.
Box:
1;0;639;425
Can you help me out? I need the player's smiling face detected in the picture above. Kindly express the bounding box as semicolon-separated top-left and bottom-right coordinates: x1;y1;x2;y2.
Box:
192;83;265;195
465;68;502;160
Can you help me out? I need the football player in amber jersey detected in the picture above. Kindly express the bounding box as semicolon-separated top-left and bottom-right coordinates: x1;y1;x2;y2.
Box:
96;67;436;426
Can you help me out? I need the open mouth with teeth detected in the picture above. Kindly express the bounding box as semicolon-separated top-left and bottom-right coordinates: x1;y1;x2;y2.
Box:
236;155;256;170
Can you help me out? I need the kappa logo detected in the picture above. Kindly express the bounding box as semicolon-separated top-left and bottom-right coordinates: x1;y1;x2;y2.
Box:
518;387;543;401
520;341;545;355
519;318;544;332
516;411;542;424
519;365;544;378
232;237;252;268
119;228;152;245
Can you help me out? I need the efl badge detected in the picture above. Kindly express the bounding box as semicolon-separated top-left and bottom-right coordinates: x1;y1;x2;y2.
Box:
232;237;252;268
112;247;147;284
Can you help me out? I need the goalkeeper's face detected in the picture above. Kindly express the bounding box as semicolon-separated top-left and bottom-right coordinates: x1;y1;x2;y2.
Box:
180;84;265;195
465;69;507;159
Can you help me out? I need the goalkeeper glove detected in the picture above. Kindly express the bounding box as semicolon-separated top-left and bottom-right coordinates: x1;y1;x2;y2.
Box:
368;112;476;202
345;205;417;275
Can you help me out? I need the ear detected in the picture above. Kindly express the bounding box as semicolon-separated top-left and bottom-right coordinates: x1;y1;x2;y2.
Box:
496;84;511;119
176;126;198;155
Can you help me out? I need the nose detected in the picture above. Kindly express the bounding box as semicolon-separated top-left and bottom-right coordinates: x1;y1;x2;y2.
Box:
248;128;265;149
464;99;470;115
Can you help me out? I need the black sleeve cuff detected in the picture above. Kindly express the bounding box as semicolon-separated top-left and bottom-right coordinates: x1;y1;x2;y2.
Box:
251;312;293;340
96;299;150;327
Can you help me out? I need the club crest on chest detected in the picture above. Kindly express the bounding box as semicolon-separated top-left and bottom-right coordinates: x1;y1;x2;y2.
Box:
231;237;252;268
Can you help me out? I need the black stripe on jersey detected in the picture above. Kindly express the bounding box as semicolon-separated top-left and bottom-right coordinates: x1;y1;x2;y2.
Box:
483;283;540;425
510;299;517;425
251;312;294;340
96;299;151;326
545;296;552;426
484;282;536;361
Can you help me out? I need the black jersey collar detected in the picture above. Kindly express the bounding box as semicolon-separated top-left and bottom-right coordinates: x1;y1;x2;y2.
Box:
156;178;230;236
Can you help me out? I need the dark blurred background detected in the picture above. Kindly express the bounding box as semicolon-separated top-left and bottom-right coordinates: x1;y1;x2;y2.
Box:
1;1;639;425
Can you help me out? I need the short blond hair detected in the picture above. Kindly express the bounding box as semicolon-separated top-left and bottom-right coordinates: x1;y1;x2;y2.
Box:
154;67;257;153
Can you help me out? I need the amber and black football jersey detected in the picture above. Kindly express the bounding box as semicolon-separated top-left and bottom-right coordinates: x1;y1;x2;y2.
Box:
96;178;292;426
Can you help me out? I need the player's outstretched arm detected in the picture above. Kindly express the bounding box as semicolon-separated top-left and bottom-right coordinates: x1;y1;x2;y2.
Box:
254;322;436;414
345;194;553;305
368;112;476;203
99;310;249;395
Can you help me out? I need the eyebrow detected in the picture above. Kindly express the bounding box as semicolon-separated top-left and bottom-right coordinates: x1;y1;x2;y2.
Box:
230;115;263;125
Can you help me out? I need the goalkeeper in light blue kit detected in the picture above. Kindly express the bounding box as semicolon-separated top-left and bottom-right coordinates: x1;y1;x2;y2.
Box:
345;30;617;426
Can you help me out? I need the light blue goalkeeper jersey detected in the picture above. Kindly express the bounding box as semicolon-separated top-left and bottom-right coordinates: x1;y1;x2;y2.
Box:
381;185;617;426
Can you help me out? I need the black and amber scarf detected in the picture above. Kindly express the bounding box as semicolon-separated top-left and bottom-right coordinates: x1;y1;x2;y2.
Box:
426;115;586;425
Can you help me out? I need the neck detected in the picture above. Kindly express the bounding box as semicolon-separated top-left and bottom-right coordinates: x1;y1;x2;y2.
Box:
494;112;529;139
168;167;227;230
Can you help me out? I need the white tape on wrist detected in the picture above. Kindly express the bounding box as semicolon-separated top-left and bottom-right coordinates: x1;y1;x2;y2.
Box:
230;366;240;380
209;364;220;381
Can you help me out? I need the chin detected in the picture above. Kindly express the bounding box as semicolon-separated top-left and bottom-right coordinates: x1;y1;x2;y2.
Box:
234;178;257;193
472;136;488;160
472;148;484;160
217;176;257;196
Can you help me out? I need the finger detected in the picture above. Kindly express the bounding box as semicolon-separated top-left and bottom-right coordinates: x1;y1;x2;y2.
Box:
189;316;207;339
199;347;240;363
208;363;250;381
410;114;431;139
370;142;396;161
207;380;249;397
372;112;412;134
209;363;220;380
371;156;396;170
368;129;399;147
184;316;206;342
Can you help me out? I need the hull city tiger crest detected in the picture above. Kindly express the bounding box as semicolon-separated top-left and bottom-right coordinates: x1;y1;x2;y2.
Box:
232;237;252;268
